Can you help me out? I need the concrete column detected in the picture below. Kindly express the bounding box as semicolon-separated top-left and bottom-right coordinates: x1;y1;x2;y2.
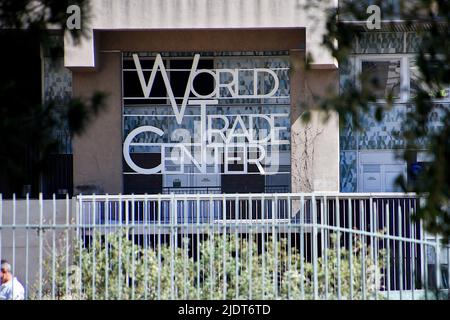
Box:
290;50;340;193
72;52;123;194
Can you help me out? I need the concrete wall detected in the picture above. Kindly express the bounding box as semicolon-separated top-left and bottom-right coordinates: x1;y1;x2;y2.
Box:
0;199;76;295
72;51;122;194
303;69;340;191
65;0;337;69
290;51;340;192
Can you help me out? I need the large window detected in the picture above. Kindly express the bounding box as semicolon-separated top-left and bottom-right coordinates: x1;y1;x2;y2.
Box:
356;55;409;102
355;54;450;102
122;52;291;194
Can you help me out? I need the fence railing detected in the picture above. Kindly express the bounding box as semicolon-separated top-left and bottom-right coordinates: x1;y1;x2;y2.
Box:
0;193;449;300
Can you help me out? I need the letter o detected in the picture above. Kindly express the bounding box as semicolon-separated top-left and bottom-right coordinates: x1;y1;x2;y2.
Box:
190;69;218;98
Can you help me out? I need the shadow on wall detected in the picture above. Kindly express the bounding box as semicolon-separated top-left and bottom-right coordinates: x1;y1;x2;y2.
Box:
75;185;104;195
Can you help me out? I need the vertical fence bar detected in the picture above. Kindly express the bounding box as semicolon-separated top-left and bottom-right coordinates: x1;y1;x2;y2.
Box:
25;194;30;300
38;193;43;300
118;194;123;300
273;195;278;298
176;196;180;299
361;199;366;300
143;195;148;300
293;195;298;299
65;194;70;299
404;199;409;296
447;244;450;299
261;195;266;299
158;196;162;300
435;233;441;293
370;199;377;300
410;199;415;300
76;196;82;299
222;196;227;300
222;197;227;300
51;194;56;300
312;194;318;300
0;194;2;276
183;196;188;300
374;200;380;299
287;195;292;299
91;194;96;300
124;198;129;298
249;195;253;299
82;196;88;299
336;196;341;300
397;202;403;300
12;194;16;300
235;196;240;299
170;194;175;300
418;197;428;300
196;195;200;299
348;198;353;300
300;195;305;299
322;196;328;299
386;202;391;300
105;195;109;300
209;196;214;300
424;241;429;300
152;197;156;298
131;195;135;300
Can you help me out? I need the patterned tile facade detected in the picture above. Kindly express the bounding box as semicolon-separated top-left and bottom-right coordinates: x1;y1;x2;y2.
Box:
340;31;446;192
43;56;73;154
340;113;356;150
342;32;406;191
354;32;404;54
357;104;407;150
405;33;423;53
351;32;422;54
43;57;72;105
340;151;357;192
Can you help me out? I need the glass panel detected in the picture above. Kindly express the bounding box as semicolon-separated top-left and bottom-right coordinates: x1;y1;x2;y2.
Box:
362;59;401;99
122;53;291;194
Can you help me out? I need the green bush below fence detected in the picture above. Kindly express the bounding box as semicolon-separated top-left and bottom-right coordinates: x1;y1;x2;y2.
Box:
31;230;386;300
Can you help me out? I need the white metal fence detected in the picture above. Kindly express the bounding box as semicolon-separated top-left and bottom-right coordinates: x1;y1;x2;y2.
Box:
0;193;449;300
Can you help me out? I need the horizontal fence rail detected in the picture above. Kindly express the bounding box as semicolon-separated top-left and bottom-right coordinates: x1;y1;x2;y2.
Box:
0;193;449;300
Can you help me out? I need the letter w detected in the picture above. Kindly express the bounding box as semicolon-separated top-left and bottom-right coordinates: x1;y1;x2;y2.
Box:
132;53;200;124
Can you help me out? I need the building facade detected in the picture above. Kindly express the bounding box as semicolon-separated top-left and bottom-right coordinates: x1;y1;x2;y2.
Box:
39;0;448;197
339;30;448;192
2;1;450;297
53;0;340;196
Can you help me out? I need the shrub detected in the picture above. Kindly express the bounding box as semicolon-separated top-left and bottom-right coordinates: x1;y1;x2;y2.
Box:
31;229;385;300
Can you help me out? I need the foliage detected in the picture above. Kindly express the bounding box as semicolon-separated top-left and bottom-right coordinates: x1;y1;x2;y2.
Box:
0;0;92;41
31;230;386;300
306;0;450;241
0;0;105;196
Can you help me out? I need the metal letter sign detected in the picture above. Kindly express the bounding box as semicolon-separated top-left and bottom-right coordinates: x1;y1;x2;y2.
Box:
123;53;289;175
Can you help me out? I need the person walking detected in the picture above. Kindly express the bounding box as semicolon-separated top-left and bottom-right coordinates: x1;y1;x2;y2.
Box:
0;260;25;300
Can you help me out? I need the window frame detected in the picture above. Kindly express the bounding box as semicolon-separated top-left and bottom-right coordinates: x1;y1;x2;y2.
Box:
355;54;411;103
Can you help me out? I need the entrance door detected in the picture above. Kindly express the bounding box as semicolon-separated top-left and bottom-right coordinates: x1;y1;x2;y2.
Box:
358;151;406;192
